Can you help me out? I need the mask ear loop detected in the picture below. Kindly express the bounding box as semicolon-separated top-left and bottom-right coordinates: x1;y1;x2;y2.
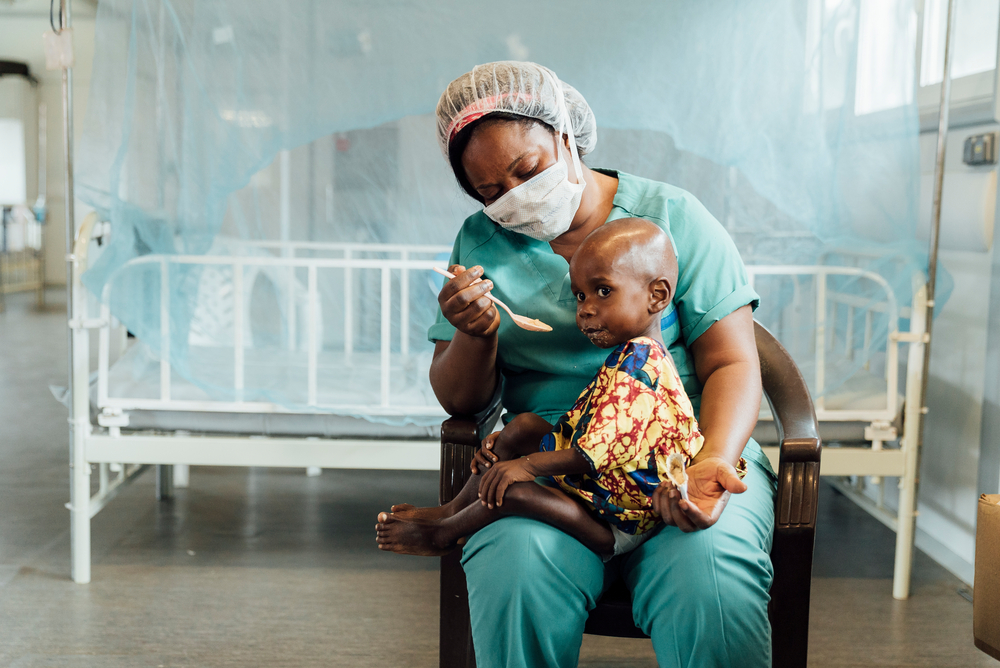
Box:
555;81;586;189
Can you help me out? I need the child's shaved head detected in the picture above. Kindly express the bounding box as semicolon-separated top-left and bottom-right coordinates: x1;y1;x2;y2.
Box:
569;218;677;348
575;218;677;296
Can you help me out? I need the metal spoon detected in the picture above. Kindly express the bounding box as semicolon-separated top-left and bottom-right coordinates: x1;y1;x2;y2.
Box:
433;266;552;332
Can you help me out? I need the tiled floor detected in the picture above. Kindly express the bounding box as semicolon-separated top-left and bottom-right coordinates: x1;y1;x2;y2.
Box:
0;290;991;667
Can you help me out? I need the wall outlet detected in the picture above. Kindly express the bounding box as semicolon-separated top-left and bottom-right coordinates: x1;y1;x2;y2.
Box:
963;133;997;166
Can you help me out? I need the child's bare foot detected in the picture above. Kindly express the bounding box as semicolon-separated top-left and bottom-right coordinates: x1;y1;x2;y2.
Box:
387;504;454;522
375;512;454;557
390;503;416;513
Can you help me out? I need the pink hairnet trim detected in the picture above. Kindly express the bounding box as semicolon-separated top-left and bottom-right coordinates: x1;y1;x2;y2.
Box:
446;92;535;147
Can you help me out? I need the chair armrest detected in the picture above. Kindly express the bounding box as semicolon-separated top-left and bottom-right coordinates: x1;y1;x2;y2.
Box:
755;321;821;459
440;388;503;505
755;321;821;532
439;388;504;668
755;321;820;533
755;321;820;668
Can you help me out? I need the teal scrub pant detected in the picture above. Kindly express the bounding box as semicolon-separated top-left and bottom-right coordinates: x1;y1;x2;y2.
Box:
460;449;777;668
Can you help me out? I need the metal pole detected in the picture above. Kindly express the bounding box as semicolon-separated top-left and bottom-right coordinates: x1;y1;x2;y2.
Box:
61;0;74;336
60;0;91;584
61;0;74;411
36;100;47;307
893;0;956;600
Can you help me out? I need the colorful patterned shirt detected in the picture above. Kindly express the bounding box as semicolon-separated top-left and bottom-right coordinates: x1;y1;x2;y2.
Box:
540;336;739;535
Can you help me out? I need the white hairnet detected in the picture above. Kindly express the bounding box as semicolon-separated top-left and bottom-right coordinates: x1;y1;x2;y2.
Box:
435;61;598;159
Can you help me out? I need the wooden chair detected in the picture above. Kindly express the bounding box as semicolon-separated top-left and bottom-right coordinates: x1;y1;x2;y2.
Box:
438;321;822;668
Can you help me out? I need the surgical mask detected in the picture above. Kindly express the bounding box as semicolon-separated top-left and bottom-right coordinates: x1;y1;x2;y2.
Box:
482;153;585;242
483;90;587;243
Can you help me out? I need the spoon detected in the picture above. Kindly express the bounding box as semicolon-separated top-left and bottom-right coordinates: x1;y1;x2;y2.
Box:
433;266;552;332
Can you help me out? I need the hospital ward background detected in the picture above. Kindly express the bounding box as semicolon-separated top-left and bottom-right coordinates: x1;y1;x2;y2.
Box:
2;0;1000;666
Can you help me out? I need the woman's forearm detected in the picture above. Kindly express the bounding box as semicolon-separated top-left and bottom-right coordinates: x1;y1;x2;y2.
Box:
689;306;762;468
694;360;761;467
429;334;500;415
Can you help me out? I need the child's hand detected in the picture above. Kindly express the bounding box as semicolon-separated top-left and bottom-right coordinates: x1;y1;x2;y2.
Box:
471;431;502;475
479;457;537;509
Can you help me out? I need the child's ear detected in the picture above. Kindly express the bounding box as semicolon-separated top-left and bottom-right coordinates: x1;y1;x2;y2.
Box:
648;278;672;313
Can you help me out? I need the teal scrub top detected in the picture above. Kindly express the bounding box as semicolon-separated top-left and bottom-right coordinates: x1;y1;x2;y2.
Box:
428;169;760;427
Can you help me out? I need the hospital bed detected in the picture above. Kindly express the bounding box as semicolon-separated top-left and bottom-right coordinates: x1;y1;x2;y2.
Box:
0;207;45;311
67;213;452;583
748;261;929;598
67;215;929;597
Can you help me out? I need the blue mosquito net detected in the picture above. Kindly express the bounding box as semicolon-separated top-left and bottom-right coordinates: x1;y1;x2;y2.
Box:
76;0;939;426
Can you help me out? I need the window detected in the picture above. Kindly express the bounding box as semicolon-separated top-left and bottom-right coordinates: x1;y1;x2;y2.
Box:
855;0;918;115
921;0;999;85
805;0;1000;124
917;0;1000;128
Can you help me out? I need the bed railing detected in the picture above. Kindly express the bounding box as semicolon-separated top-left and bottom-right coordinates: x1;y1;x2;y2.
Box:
747;265;905;426
94;240;453;421
87;233;913;432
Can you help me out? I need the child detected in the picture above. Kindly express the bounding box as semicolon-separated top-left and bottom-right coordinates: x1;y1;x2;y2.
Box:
377;218;727;559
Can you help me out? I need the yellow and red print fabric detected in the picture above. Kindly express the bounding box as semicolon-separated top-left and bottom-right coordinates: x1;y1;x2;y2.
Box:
541;337;744;535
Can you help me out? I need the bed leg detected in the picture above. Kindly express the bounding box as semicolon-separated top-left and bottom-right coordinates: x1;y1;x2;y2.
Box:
173;464;189;488
70;422;91;584
156;464;174;501
893;466;917;600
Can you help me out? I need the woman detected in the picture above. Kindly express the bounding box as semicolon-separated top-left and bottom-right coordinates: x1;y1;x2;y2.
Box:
404;61;776;667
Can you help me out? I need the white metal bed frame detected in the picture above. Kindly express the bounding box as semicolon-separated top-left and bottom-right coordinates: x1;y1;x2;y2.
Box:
95;239;452;421
0;215;45;312
68;213;452;583
68;216;930;598
747;265;929;599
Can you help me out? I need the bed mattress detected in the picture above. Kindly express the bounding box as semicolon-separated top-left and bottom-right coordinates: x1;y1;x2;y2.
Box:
754;365;904;445
98;341;446;437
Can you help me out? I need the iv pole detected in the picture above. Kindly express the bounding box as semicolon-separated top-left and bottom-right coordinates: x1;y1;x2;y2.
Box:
57;0;91;584
893;0;955;600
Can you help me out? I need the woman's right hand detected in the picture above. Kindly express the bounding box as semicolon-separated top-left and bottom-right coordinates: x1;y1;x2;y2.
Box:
439;265;500;338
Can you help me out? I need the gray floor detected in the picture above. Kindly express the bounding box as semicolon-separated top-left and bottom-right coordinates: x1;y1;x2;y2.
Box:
0;290;992;667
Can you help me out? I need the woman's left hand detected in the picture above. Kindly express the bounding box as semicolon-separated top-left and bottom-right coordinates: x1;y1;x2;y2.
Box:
652;456;747;532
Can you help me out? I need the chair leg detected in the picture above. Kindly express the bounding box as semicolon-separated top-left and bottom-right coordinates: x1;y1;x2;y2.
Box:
770;530;814;668
440;550;476;668
156;464;173;500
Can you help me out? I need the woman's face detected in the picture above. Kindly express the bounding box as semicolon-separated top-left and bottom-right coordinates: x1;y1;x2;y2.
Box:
460;121;560;206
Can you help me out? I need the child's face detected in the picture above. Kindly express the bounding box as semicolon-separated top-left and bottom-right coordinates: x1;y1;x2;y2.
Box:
570;252;654;349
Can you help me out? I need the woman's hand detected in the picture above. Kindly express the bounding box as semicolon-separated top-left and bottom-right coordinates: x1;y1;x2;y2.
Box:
652;456;747;532
479;457;537;509
439;265;500;338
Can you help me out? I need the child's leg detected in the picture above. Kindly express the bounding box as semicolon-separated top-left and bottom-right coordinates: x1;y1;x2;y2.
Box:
376;481;615;557
388;472;481;520
387;423;535;520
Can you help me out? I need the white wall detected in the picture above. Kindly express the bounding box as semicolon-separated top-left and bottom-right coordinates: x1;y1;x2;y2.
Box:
0;2;97;285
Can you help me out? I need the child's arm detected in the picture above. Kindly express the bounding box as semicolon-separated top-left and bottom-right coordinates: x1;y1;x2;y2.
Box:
478;448;590;509
471;412;553;475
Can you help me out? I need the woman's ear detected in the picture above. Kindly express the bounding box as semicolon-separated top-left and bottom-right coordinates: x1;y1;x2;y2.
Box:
648;278;672;313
